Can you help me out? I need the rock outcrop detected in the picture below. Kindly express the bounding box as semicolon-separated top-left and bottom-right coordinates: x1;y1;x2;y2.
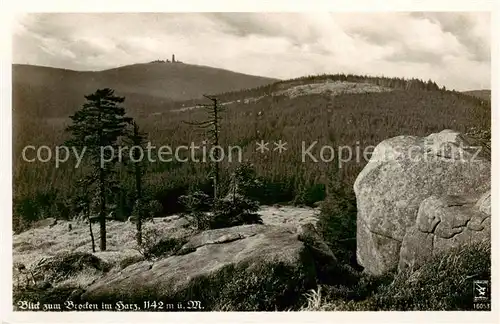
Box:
354;130;490;275
399;191;490;271
80;224;343;310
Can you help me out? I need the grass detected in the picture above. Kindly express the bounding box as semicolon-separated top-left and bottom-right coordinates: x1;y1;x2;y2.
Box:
138;234;189;260
119;255;145;269
14;256;317;311
15;230;488;311
12;217;190;273
184;255;316;311
79;249;318;311
12;215;197;310
28;252;111;284
12;212;319;311
301;241;491;311
13;251;112;310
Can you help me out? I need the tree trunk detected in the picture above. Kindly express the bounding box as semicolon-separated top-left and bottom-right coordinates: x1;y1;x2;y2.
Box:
135;166;143;246
86;204;96;253
97;98;106;251
213;99;220;204
232;173;236;204
99;168;107;251
133;122;143;246
136;217;142;246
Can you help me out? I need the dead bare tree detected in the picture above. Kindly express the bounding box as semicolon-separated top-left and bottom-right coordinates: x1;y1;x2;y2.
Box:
184;95;224;207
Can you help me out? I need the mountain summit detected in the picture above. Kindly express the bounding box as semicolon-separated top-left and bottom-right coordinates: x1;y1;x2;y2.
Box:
13;63;278;117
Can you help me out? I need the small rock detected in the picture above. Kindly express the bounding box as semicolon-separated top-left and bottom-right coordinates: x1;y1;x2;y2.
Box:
476;191;491;215
312;201;324;208
68;288;86;302
36;280;52;289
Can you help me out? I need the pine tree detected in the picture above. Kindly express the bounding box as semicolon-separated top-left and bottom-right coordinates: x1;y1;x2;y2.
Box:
65;88;132;251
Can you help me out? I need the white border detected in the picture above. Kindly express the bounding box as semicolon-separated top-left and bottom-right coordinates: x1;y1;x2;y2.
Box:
1;1;498;323
1;0;498;12
490;4;499;323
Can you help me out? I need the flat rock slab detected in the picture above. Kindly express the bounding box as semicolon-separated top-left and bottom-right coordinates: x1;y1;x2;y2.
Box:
80;224;331;310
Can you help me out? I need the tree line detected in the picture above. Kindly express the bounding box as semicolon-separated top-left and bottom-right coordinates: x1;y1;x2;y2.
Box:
211;73;443;103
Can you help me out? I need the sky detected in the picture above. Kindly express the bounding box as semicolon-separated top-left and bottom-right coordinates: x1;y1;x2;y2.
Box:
12;12;491;91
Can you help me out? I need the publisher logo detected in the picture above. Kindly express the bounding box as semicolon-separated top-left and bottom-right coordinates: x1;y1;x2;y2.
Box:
473;280;490;302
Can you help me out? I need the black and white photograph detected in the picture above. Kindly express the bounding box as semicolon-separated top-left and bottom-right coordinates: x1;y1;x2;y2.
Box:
2;2;497;320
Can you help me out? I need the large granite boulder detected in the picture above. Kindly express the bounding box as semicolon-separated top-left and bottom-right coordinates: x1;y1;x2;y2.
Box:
354;130;490;275
399;191;490;271
80;224;342;310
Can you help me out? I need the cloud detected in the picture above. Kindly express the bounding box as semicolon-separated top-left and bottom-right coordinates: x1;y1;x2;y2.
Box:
411;12;490;62
12;12;491;90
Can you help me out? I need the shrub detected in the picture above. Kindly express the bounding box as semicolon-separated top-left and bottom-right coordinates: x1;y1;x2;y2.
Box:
232;162;264;197
29;252;110;285
134;227;162;259
179;190;213;230
244;178;295;205
208;163;263;229
293;183;326;207
146;237;188;259
13;190;66;232
132;199;164;222
210;195;262;229
147;200;163;218
179;180;263;230
317;188;357;265
13;214;30;234
465;126;491;160
134;227;188;260
201;259;315;311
